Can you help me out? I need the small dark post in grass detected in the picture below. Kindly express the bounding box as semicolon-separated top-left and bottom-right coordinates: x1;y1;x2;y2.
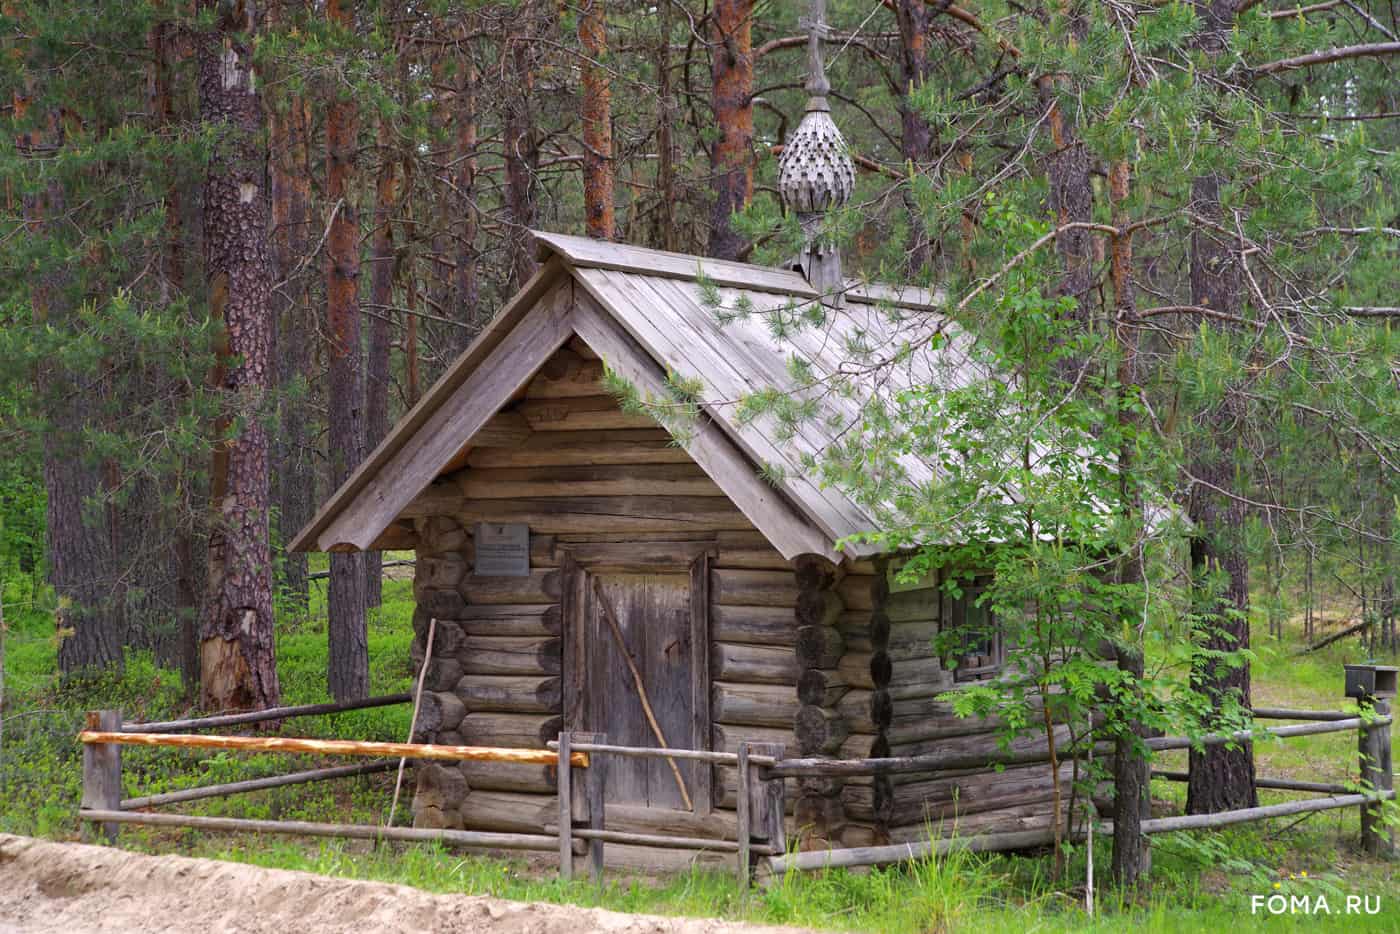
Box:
1347;664;1396;858
81;710;122;844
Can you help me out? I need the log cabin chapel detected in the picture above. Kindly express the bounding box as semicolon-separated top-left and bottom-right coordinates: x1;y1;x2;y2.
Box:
289;0;1060;870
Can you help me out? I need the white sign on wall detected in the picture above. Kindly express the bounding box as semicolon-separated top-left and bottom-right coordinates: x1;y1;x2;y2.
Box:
474;522;530;577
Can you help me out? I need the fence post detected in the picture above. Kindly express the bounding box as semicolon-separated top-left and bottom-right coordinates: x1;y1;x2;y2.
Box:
747;742;786;882
557;731;573;880
81;710;122;844
1359;697;1394;858
575;731;607;883
736;742;752;890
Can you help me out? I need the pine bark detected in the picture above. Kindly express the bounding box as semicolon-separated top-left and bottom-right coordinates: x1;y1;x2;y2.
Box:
325;0;370;701
195;0;281;711
580;0;614;241
364;114;398;610
707;0;753;261
451;47;481;345
503;5;543;289
1185;0;1256;815
269;0;315;620
894;0;933;272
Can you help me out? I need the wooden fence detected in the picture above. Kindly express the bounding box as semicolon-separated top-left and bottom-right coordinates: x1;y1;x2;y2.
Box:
76;697;785;889
77;683;1394;885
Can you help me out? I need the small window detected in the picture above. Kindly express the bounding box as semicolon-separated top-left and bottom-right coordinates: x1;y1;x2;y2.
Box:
945;575;1003;683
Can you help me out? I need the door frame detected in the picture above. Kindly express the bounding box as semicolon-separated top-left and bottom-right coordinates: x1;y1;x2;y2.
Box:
559;541;714;815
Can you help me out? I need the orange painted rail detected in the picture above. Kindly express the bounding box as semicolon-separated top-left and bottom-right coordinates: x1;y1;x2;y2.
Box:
78;730;588;767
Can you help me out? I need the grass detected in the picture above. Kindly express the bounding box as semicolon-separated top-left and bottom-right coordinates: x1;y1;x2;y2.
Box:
2;574;1397;932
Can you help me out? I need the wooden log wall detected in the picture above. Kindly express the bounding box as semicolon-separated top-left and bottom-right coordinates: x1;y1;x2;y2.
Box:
407;342;804;858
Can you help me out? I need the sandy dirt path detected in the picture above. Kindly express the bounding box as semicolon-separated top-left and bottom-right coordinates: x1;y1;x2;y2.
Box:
0;834;809;934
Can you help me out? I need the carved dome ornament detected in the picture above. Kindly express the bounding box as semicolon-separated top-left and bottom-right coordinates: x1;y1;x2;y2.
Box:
778;0;852;298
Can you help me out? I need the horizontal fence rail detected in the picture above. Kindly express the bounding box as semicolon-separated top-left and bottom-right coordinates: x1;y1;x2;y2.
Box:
121;761;401;810
78;809;559;851
124;693;413;734
80;729;589;767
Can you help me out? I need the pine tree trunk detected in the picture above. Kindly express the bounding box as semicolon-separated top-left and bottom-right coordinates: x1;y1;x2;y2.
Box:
269;0;314;620
894;0;933;272
707;0;752;261
503;5;542;289
580;0;614;241
451;48;480;346
195;0;281;711
1108;158;1151;886
325;0;369;702
364;115;400;610
1185;170;1257;814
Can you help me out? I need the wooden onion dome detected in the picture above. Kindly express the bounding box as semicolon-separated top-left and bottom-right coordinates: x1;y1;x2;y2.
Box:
778;0;854;298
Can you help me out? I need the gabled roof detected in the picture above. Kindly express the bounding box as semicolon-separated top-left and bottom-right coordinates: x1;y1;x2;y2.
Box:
290;232;969;562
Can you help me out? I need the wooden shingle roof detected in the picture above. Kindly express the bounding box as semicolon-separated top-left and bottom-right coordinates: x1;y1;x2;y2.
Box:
291;232;968;562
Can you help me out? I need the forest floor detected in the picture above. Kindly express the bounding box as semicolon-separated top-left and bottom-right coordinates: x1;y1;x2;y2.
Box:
0;834;805;934
1;569;1397;932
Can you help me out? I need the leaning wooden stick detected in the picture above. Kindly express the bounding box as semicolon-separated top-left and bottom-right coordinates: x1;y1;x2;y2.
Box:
592;579;693;810
387;615;436;832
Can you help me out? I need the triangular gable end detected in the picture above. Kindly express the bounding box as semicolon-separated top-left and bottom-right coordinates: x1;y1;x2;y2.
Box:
290;269;839;562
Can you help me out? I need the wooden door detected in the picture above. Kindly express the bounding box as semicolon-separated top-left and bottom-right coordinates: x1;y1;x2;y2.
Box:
583;572;697;810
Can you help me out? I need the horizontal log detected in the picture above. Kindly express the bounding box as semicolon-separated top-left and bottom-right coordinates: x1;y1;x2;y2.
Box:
523;350;605;398
78;731;584;766
873;619;939;658
1249;707;1358;722
870;655;953;691
1151;770;1350;795
596;842;736;873
715;531;792;570
839;822;886;849
886;723;1074;762
835;574;874;612
887;801;1060;844
796;626;844;669
771;730;1105;778
455;604;562;637
459;464;722;500
471;411;533;448
402;482;467;519
877;762;1073;826
121;761;399;810
416;554;468;591
1145;717;1383;752
456;790;555;833
552;740;765;765
881;587;942;623
710;605;796;645
795;590;842;628
711;642;799;685
797;668;849;707
417;691;466;734
417;588;469;619
837;732;887;761
77;809;557;852
711;723;797;755
459;759;557;793
416;516;467;555
835;689;883;733
554;538;716;570
716;767;798;813
458;712;562;748
516;395;659;431
459;569;560;605
1140;792;1394;835
794;793;845;831
457;674;562;713
712;681;801;728
710;568;799;607
456;497;752;534
566;827;746;853
465;430;693;468
412;762;469;811
837;652;878;690
458;635;561;676
122;693;413;734
764;829;1059;876
795;705;848;755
